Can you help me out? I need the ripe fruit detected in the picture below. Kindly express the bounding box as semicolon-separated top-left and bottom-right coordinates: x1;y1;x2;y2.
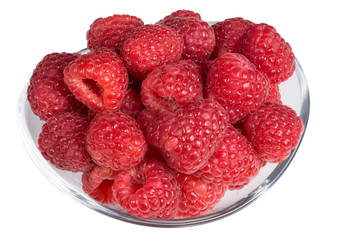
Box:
82;164;118;205
141;60;203;114
119;88;144;118
158;17;215;61
206;53;270;123
86;111;147;171
112;159;180;219
38;113;92;172
87;14;144;53
121;24;184;80
194;124;261;188
162;9;201;20
147;99;228;174
27;52;85;121
30;52;79;84
243;102;304;163
136;108;157;132
266;84;282;104
64;48;128;112
211;17;254;58
27;10;305;220
239;23;295;84
176;172;227;217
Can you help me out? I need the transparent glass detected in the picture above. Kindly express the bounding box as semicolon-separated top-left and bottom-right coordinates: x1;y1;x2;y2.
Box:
17;57;309;227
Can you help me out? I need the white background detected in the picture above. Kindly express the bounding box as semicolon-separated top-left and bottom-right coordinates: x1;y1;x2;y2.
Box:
1;0;338;239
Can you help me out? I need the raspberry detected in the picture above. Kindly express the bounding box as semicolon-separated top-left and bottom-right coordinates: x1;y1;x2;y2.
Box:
141;60;203;114
27;52;85;121
30;52;79;84
228;182;248;191
38;113;93;172
232;118;246;135
206;53;270;123
64;48;128;112
211;17;254;58
266;84;282;104
85;108;98;122
119;88;143;118
82;164;118;205
239;23;295;84
163;10;201;20
196;59;215;82
87;14;144;53
136;108;157;132
112;159;179;219
121;24;184;80
194;124;261;188
147;99;228;174
86;111;147;171
176;172;227;218
243;102;304;163
158;17;215;61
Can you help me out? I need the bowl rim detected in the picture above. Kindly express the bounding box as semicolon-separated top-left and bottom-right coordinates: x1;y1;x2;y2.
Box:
17;58;310;228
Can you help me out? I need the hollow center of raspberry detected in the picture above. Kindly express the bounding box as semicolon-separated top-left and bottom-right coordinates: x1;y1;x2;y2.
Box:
98;179;115;193
132;173;146;190
162;96;177;106
96;179;115;202
83;78;104;97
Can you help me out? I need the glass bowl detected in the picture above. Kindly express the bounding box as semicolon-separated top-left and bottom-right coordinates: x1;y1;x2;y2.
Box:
17;56;309;227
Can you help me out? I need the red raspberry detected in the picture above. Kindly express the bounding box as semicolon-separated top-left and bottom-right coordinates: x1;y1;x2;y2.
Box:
27;52;85;121
85;88;143;119
266;84;282;104
121;24;184;80
119;88;143;118
211;17;254;59
158;17;215;61
136;108;157;132
239;23;295;84
112;159;180;219
64;48;128;112
228;182;248;191
243;102;304;163
232;118;246;135
86;108;98;121
38;113;93;172
82;164;118;205
141;60;203;114
206;53;270;123
194;124;261;188
147;99;228;174
87;14;144;53
86;111;147;171
30;52;79;84
163;10;201;20
176;173;227;218
196;59;215;82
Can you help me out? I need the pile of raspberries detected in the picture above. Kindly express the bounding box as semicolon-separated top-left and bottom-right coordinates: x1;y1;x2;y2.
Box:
27;10;304;219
